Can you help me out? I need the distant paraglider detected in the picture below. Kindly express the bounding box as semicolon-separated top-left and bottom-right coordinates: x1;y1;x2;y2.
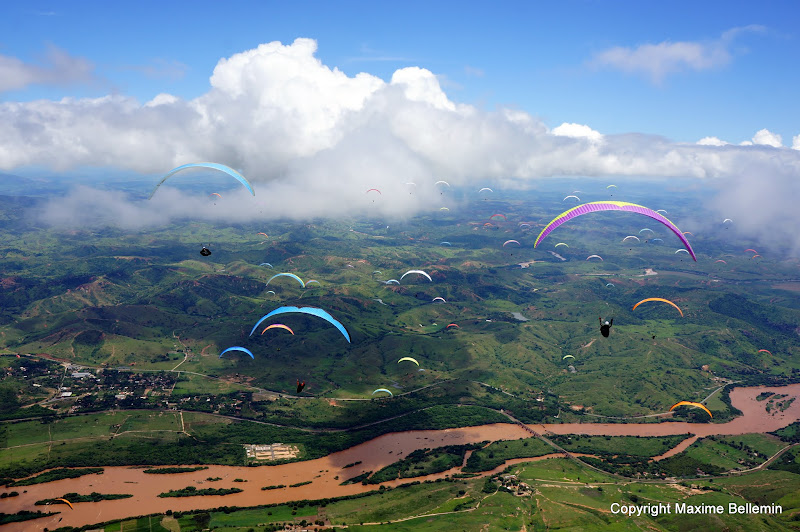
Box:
199;247;212;257
149;162;254;199
266;273;305;288
219;347;255;360
398;357;420;366
670;401;712;418
261;324;295;336
563;195;581;202
296;380;306;393
586;255;603;261
535;202;696;261
503;240;521;247
633;298;683;317
400;270;433;282
372;388;393;397
249;306;351;343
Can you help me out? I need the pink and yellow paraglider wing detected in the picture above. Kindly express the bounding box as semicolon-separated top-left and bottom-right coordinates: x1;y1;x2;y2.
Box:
261;324;295;335
535;202;696;261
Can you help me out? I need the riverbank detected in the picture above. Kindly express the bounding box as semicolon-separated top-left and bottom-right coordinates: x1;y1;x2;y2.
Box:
2;383;799;531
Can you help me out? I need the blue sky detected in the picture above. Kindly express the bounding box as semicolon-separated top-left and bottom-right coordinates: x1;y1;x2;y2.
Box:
2;0;797;143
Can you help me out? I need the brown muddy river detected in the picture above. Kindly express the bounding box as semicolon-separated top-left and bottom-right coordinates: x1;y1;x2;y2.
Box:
3;383;799;531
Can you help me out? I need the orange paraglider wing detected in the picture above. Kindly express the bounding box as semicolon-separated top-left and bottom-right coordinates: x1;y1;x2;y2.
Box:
670;401;712;418
633;298;683;317
55;498;74;510
261;324;295;335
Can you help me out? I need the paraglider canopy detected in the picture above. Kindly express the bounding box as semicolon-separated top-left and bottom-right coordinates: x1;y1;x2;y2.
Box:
400;269;433;282
296;380;306;393
398;357;420;366
633;298;683;317
200;247;211;257
266;273;305;288
219;346;255;359
149;162;255;199
372;388;393;397
670;401;712;418
535;201;696;260
249;306;351;343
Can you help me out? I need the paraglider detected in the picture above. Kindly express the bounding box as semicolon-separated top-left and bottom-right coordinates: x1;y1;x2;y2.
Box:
670;401;712;418
435;180;450;187
535;202;696;261
432;297;446;303
606;184;617;189
200;247;211;257
266;273;305;288
745;249;757;254
758;349;772;355
372;388;393;397
398;357;420;366
633;298;683;317
715;259;727;264
210;192;222;199
606;283;615;287
723;218;733;224
675;249;690;255
563;354;575;360
440;241;452;246
400;270;433;282
149;163;255;199
503;240;521;247
478;187;493;193
586;255;603;261
439;207;450;211
365;188;382;195
257;232;269;238
622;235;640;243
259;262;273;268
563;195;580;202
296;380;306;393
219;347;255;360
599;317;613;338
306;280;321;287
249;306;351;343
554;242;569;248
682;232;693;236
639;228;654;234
384;279;400;285
55;498;74;510
261;324;295;336
656;209;668;215
490;213;507;221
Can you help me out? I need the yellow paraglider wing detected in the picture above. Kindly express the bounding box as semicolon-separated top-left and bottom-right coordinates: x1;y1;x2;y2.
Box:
397;357;420;366
632;298;683;317
669;401;712;418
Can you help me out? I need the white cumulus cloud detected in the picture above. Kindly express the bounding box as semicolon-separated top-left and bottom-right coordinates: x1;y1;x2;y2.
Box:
0;37;798;254
590;25;765;84
697;136;728;146
751;128;782;147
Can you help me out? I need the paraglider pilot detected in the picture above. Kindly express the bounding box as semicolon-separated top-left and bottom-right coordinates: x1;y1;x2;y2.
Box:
599;317;613;338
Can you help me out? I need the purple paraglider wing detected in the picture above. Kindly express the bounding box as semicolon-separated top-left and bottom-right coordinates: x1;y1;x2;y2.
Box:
534;202;696;261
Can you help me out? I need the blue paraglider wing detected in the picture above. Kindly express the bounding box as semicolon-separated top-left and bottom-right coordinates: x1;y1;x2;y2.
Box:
219;346;254;359
249;306;351;343
149;162;255;199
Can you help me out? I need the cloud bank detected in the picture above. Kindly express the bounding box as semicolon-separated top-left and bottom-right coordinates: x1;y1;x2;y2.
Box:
1;38;799;253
